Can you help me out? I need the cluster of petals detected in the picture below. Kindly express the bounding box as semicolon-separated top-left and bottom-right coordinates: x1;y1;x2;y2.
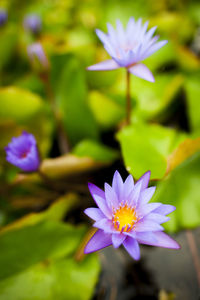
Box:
84;171;180;260
5;131;40;172
87;18;167;82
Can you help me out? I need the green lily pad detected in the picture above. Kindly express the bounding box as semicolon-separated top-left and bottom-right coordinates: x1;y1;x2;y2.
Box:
0;221;86;280
117;122;187;179
73;139;119;162
153;152;200;232
51;54;99;145
185;74;200;132
0;87;44;122
0;254;100;300
89;91;125;129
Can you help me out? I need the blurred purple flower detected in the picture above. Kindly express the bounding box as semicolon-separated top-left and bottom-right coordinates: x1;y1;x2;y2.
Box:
87;18;167;82
5;131;40;172
23;14;41;34
0;9;7;27
27;42;49;71
84;171;180;260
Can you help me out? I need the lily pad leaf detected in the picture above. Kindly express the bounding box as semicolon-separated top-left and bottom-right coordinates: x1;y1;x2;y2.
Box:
51;54;99;145
0;221;86;280
117;122;187;180
0;254;100;300
73;139;119;162
153;152;200;232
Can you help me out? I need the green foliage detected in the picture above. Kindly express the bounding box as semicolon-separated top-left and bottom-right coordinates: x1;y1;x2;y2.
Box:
51;54;99;145
0;87;43;122
117;122;187;179
73;139;119;162
185;74;200;133
153;152;200;232
0;254;100;300
0;197;100;300
89;91;125;129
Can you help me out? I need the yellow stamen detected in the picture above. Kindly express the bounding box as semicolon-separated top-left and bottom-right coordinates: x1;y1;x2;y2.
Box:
112;203;137;232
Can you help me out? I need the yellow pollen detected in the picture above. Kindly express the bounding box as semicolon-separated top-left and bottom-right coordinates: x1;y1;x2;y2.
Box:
112;203;137;232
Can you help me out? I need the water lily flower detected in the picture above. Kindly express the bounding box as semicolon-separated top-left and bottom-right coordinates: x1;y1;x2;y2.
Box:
27;42;49;72
0;9;7;27
84;171;180;260
5;131;40;172
23;14;41;35
87;18;167;82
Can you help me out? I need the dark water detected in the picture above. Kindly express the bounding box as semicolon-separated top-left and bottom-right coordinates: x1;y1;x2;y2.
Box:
93;228;200;300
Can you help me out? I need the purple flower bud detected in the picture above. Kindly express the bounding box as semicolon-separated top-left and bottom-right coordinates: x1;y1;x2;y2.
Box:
0;9;7;27
27;42;49;72
23;14;41;35
5;131;40;172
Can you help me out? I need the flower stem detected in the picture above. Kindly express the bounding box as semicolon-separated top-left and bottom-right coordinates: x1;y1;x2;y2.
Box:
40;73;70;154
126;70;131;125
186;230;200;287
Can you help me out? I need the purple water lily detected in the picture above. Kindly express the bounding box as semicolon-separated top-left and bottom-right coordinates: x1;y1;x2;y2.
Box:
27;42;49;72
0;9;7;27
23;14;41;35
87;18;167;82
84;171;180;260
5;131;40;172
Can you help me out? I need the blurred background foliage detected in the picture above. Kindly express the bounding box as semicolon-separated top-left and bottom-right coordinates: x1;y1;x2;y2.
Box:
0;0;200;299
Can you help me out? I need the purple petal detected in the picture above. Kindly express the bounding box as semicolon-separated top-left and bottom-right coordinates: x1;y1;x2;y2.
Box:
88;182;105;199
112;170;124;200
112;233;126;248
135;171;151;190
116;19;126;45
136;231;180;249
128;63;155;82
88;186;111;218
137;203;161;218
84;229;112;254
144;213;170;224
153;204;176;215
107;23;117;45
143;40;168;60
84;208;105;221
123;174;134;199
138;186;156;207
87;59;119;71
128;180;142;206
105;183;119;208
123;236;140;260
94;218;115;233
144;26;157;43
134;219;163;232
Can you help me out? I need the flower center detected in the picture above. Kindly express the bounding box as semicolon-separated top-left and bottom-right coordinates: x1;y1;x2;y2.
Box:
20;151;29;158
112;203;137;232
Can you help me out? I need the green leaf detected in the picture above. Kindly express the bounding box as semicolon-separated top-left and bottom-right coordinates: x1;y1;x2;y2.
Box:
132;74;184;121
0;221;86;280
185;74;200;132
0;26;18;69
73;139;119;162
51;54;99;145
1;193;79;233
0;87;44;122
113;73;184;122
89;91;125;129
0;254;100;300
117;122;187;179
150;13;195;43
145;41;176;72
153;152;200;232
